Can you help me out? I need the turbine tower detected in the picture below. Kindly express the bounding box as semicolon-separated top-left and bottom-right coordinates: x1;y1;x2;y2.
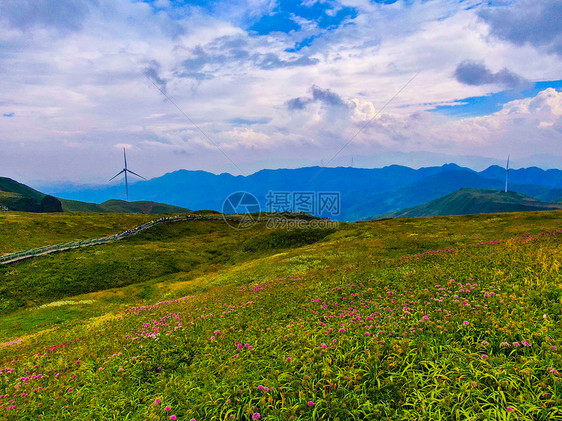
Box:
109;148;145;201
504;155;510;193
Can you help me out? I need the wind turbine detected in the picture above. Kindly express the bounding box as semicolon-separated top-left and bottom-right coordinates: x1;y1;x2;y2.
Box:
504;155;510;193
109;148;146;201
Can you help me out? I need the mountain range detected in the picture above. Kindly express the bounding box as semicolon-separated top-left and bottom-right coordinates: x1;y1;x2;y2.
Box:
40;164;562;221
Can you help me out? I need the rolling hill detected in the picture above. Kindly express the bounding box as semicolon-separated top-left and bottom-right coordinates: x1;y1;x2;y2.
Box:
0;177;189;214
378;188;562;219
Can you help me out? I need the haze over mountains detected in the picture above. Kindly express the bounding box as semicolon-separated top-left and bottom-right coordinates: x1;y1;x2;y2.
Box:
40;163;562;221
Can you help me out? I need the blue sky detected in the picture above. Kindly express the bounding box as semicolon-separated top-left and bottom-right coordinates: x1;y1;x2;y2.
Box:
434;80;562;117
0;0;561;184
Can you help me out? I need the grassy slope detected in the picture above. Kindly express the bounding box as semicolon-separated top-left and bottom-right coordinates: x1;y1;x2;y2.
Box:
380;188;562;219
58;198;107;213
0;212;157;254
58;198;190;214
98;199;189;214
0;177;44;202
0;210;561;420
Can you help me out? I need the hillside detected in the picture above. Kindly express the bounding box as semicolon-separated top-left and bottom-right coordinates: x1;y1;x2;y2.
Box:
60;198;190;214
0;210;561;419
378;188;562;219
41;164;562;220
0;177;189;214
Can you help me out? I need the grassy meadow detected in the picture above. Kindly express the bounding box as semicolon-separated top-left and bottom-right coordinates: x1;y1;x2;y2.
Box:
0;210;561;420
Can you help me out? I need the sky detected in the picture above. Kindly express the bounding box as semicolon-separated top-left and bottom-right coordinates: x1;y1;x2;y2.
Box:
0;0;561;185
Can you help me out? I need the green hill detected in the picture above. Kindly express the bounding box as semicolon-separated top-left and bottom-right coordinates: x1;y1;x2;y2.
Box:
96;199;189;214
0;177;189;214
0;177;44;202
378;188;562;219
0;209;561;420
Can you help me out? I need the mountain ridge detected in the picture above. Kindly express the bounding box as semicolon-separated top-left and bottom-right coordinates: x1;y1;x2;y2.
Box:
16;163;562;220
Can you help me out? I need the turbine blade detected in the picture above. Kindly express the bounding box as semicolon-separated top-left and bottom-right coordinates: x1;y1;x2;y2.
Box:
123;148;128;169
126;169;146;180
109;169;125;181
506;155;510;171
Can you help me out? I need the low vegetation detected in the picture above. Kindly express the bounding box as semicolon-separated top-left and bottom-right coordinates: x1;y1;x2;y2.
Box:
0;210;561;420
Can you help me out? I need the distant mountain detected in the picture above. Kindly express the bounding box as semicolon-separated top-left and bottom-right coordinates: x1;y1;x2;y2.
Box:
37;164;562;221
378;188;562;219
480;165;562;189
345;169;562;220
0;177;188;214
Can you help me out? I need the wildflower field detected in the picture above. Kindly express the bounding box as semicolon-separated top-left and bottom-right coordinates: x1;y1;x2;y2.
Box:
1;210;561;420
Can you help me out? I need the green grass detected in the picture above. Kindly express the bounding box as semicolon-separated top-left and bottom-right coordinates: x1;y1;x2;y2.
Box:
0;210;561;420
0;212;163;254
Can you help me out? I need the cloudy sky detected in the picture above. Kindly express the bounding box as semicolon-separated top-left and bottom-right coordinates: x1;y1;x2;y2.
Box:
1;0;561;185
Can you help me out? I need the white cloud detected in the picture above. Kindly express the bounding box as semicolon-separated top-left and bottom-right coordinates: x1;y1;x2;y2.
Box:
0;0;561;184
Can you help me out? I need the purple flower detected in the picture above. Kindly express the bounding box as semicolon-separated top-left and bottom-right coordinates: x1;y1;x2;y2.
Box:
308;401;314;406
252;414;261;419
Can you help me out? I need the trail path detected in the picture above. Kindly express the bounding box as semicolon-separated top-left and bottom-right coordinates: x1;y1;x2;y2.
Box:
1;214;303;265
